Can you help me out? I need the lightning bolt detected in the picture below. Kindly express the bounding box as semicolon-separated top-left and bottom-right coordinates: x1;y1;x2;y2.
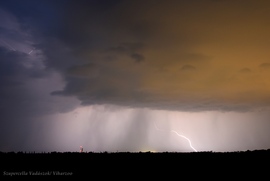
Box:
28;50;33;54
28;48;35;54
154;122;198;152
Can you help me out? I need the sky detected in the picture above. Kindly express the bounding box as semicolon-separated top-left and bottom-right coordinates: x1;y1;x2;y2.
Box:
1;0;270;152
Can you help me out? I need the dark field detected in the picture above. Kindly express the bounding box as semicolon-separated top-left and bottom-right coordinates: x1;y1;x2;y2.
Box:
1;150;269;177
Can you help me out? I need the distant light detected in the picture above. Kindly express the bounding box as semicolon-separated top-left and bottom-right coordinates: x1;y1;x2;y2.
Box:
80;146;83;153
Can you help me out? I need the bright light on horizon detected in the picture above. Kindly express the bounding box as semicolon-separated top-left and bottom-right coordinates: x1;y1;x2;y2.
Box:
32;105;270;153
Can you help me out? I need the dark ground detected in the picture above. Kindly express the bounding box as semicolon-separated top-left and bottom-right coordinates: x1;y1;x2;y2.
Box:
1;150;269;178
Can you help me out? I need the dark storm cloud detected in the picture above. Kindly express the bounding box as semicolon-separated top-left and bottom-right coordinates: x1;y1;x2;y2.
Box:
0;47;46;79
130;53;145;63
106;42;144;53
239;68;252;73
0;2;81;151
67;63;99;78
0;47;77;116
180;65;196;71
38;0;270;112
0;46;79;151
259;63;270;69
0;49;25;75
1;0;267;112
105;42;145;63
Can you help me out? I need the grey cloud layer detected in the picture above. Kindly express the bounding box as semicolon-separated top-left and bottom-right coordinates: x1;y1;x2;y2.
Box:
40;0;270;112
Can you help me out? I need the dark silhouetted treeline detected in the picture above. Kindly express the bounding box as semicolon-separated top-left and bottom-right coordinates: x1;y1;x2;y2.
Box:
1;150;269;177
